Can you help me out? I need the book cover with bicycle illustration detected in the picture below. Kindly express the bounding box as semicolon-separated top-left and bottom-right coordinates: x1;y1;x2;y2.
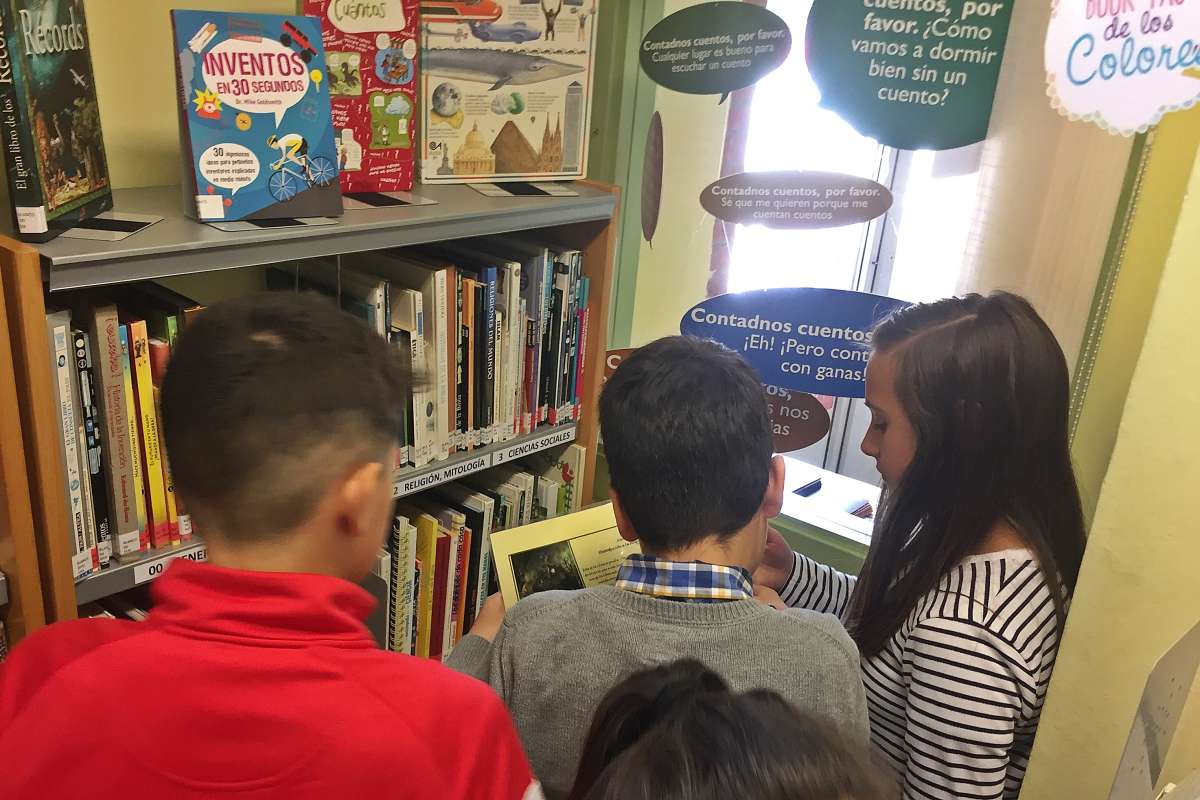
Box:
303;0;418;193
171;10;342;221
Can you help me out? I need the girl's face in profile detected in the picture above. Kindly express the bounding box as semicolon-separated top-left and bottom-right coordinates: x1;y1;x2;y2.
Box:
860;351;917;489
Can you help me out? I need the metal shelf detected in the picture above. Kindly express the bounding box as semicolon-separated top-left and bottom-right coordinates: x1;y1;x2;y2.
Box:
75;540;208;606
73;424;577;606
38;184;617;291
393;423;576;498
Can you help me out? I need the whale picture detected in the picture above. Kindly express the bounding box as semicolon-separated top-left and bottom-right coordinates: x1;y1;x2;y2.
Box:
423;49;583;90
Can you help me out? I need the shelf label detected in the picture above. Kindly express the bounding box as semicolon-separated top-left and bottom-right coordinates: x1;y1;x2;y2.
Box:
492;426;575;466
132;545;208;586
71;550;91;580
395;455;490;498
116;531;142;556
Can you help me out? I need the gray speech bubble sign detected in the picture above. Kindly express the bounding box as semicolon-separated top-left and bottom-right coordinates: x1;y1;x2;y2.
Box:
701;171;893;229
640;2;791;104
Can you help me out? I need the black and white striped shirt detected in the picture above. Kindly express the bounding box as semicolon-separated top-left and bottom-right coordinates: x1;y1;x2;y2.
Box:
780;549;1060;800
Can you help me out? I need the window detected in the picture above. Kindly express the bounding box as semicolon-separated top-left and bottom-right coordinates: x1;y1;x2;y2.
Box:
724;0;983;486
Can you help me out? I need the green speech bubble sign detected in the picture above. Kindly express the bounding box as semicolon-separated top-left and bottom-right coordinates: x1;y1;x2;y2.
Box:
806;0;1015;150
640;2;792;104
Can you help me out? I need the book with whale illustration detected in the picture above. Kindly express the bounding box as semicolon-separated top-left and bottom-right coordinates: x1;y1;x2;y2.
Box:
419;0;597;184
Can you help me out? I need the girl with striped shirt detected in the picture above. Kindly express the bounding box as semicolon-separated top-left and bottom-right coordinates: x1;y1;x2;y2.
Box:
756;293;1086;800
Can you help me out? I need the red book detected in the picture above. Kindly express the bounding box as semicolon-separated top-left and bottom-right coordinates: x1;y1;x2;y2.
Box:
427;530;452;662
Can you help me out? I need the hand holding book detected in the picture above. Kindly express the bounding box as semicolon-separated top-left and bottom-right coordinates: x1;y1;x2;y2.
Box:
468;593;507;642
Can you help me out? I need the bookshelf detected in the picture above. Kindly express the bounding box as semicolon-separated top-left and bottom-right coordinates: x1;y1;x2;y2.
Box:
0;181;619;632
72;422;579;607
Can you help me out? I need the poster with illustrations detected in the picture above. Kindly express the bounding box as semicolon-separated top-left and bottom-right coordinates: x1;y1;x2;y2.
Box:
419;0;598;184
304;0;419;192
171;10;342;221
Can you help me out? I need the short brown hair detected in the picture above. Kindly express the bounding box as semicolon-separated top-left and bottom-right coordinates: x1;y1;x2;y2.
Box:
162;292;408;540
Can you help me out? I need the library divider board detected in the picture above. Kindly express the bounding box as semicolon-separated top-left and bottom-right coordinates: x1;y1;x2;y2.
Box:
0;181;620;647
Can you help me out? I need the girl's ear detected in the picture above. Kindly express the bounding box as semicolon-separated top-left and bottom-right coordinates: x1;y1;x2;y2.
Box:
761;455;786;519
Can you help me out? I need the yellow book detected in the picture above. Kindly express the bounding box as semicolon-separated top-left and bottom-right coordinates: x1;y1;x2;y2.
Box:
490;503;639;608
128;320;170;549
118;325;149;551
400;505;441;660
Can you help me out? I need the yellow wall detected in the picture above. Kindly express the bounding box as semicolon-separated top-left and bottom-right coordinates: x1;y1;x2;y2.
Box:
1070;110;1200;522
84;0;295;189
1023;149;1200;799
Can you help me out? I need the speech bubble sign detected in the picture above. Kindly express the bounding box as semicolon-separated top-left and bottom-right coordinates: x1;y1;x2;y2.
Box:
640;2;791;103
202;36;311;126
604;348;637;384
1044;0;1200;135
680;288;910;398
765;386;832;452
327;1;407;35
806;0;1015;150
701;171;893;229
198;143;260;196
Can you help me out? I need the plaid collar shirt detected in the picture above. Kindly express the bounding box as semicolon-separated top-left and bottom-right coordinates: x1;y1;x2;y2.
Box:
613;554;755;603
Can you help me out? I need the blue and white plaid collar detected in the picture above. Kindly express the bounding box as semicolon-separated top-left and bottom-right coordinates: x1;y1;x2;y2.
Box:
614;554;755;603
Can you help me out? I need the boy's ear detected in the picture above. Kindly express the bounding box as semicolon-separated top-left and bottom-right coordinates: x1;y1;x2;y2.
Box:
335;460;387;538
761;455;785;519
610;490;639;543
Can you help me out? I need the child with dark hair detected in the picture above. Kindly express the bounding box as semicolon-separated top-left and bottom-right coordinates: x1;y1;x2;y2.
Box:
568;659;896;800
448;335;868;798
755;292;1087;800
0;293;541;800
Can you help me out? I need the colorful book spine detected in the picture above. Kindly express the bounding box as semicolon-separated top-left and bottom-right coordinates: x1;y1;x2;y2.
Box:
575;277;590;421
118;326;149;551
63;328;98;571
148;339;180;544
90;307;144;558
409;554;421;656
429;528;452;661
413;515;438;659
129;321;169;548
447;524;467;657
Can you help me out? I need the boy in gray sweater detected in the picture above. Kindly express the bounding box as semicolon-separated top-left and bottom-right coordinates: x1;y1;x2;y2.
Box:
448;336;868;798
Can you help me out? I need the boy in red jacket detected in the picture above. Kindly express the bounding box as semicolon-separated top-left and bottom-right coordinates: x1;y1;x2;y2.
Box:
0;293;542;800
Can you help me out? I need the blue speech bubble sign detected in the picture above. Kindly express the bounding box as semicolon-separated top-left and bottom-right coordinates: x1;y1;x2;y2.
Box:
680;288;911;398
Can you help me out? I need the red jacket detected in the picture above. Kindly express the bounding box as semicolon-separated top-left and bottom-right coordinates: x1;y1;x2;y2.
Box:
0;559;540;799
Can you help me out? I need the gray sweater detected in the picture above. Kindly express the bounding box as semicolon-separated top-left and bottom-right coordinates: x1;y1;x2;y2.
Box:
447;585;870;798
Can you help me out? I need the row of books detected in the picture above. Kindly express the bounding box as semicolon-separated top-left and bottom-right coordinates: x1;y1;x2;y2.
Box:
45;285;204;580
276;236;591;468
379;443;587;659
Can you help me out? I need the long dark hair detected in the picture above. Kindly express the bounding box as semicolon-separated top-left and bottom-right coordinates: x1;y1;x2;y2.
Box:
568;660;896;800
845;292;1086;658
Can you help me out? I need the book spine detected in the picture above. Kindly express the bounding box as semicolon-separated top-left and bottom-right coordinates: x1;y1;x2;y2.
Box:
540;254;554;423
130;321;170;548
465;281;477;447
429;532;451;661
410;554;421;656
68;334;97;569
576;299;590;423
414;521;437;659
0;4;48;237
544;278;563;424
119;326;150;551
49;322;89;579
395;518;416;654
454;270;467;449
91;308;142;557
452;525;470;650
494;311;504;444
484;268;497;439
434;269;451;459
147;339;179;544
475;512;492;620
444;267;457;453
523;316;535;434
409;299;436;466
76;331;112;566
